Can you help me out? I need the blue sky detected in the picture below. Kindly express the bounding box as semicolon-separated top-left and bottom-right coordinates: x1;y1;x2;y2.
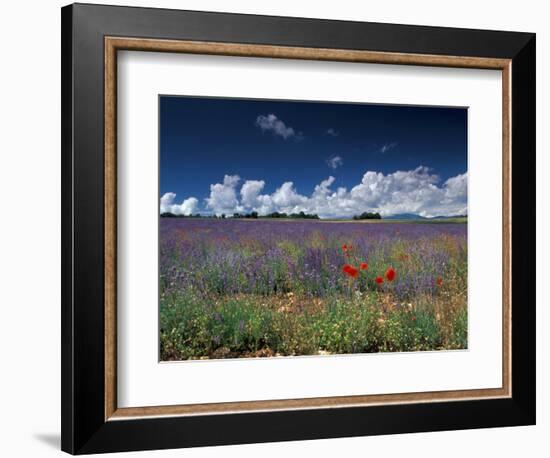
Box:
160;96;467;218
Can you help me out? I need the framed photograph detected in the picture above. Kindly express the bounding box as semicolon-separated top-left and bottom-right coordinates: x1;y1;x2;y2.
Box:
61;3;536;454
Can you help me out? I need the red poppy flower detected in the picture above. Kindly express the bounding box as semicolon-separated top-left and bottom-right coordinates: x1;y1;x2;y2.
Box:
360;262;368;270
385;267;396;282
436;277;443;287
342;264;359;278
375;276;384;284
342;244;348;252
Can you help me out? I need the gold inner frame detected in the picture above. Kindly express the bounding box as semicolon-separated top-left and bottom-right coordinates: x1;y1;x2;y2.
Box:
104;37;512;421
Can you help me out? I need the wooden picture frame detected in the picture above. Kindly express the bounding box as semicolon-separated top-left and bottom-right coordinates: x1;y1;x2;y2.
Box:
62;3;535;454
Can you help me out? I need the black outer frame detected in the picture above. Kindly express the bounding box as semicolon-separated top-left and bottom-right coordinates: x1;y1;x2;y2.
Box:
61;3;536;454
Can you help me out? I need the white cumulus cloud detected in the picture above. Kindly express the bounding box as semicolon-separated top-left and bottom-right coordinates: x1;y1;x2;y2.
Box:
205;175;243;215
271;182;309;213
346;166;467;217
160;193;198;215
380;142;398;153
240;180;274;215
161;167;468;218
255;114;300;140
326;155;343;169
443;172;468;199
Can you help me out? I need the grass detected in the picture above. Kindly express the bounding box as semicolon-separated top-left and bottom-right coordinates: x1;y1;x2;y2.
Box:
161;290;467;360
159;219;467;360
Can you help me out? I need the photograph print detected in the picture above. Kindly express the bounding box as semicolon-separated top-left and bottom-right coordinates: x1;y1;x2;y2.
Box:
159;96;468;361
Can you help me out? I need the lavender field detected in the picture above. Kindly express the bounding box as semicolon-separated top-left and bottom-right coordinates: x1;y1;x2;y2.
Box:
160;218;467;360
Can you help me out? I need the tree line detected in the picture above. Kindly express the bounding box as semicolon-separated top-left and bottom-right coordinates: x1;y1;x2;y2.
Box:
352;212;381;220
160;211;320;219
161;211;381;220
232;211;320;219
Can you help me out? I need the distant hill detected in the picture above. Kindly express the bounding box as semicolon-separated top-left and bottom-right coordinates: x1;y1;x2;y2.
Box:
385;213;467;220
428;214;468;220
384;213;427;220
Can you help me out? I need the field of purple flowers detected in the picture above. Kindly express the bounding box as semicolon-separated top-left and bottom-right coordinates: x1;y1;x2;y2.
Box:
160;218;467;360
